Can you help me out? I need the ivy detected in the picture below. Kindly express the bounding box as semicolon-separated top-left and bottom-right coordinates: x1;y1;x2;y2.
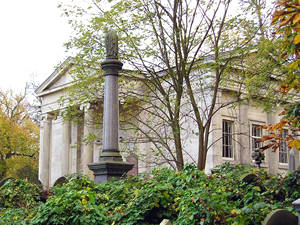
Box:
0;164;299;224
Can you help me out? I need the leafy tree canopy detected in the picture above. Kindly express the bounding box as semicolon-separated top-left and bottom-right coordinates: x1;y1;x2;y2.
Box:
58;0;291;170
0;89;39;181
260;0;299;152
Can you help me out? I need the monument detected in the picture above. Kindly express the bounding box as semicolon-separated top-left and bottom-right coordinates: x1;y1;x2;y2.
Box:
88;31;133;183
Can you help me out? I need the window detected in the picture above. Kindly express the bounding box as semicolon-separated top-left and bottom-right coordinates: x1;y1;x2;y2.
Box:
251;124;262;152
222;120;233;158
279;129;288;163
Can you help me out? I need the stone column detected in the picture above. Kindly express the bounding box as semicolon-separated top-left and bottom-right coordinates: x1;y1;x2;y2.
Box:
69;121;78;174
294;146;300;170
290;146;299;171
38;113;53;189
289;148;296;171
61;120;70;175
82;106;94;176
93;139;101;163
267;111;277;174
102;74;120;158
88;30;133;183
239;103;250;165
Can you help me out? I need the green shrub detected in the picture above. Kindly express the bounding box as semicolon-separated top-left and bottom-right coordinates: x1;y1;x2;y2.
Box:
0;179;42;225
1;164;299;225
0;179;41;209
0;207;36;225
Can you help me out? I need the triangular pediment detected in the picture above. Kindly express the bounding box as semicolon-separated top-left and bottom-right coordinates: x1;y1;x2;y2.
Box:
43;71;68;91
35;57;74;97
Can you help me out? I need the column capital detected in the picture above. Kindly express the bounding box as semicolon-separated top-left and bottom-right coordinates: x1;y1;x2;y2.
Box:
40;113;55;122
79;103;96;112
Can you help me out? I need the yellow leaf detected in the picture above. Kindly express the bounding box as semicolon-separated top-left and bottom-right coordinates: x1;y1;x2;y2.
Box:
294;33;300;45
253;186;261;192
289;61;298;70
289;139;300;150
134;189;139;196
174;197;181;202
293;14;300;24
82;199;88;205
280;16;293;26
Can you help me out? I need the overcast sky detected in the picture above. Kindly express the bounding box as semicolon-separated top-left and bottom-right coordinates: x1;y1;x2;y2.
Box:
0;0;72;93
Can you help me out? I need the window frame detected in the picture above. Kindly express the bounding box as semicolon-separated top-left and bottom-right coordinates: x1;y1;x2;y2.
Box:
222;119;234;159
250;122;268;164
251;124;263;152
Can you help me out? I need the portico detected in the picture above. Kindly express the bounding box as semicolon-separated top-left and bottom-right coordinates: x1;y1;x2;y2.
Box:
36;56;299;188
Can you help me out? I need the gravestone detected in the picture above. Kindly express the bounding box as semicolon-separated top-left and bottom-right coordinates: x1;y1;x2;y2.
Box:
263;209;297;225
53;176;67;186
160;219;172;225
240;172;258;184
292;199;300;225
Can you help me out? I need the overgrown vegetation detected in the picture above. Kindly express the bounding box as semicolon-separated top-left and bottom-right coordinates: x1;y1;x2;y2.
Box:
1;164;299;225
0;89;39;182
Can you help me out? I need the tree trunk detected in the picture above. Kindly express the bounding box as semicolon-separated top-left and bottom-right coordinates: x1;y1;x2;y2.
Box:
173;122;184;170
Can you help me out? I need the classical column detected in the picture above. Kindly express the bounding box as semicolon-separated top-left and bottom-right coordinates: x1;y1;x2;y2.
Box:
267;111;277;174
294;147;300;170
69;121;78;174
93;139;101;163
61;120;70;175
88;30;133;183
82;106;94;176
289;148;296;171
38;113;52;189
239;103;250;165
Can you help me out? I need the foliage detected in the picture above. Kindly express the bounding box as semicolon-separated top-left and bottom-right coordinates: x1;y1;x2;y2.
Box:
0;89;39;180
1;163;299;224
0;179;41;209
5;159;39;184
0;179;42;225
272;0;300;92
58;0;281;170
260;0;300;152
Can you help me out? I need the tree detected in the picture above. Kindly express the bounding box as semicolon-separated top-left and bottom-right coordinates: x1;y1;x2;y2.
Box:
59;0;281;170
0;89;39;181
259;0;299;152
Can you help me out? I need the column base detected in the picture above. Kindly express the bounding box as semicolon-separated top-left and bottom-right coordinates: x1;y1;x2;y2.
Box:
99;151;123;161
88;161;133;183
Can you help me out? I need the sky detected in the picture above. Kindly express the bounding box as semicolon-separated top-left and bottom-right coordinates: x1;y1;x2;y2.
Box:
0;0;72;93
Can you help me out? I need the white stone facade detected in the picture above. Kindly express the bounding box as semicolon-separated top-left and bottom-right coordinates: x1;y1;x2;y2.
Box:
36;58;299;187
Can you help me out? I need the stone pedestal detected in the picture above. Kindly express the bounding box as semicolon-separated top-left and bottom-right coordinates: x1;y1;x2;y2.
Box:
88;31;133;183
88;161;133;183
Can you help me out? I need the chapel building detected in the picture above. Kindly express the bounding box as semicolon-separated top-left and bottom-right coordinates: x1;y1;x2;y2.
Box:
36;57;299;187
